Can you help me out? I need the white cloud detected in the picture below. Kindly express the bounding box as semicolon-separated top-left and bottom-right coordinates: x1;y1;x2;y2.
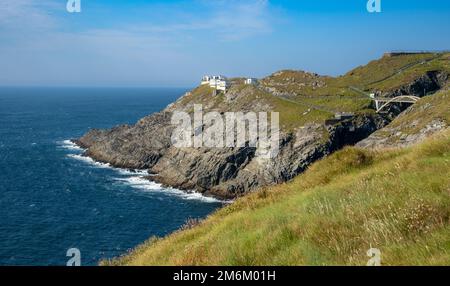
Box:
133;0;273;41
207;0;272;41
0;0;57;30
0;0;276;85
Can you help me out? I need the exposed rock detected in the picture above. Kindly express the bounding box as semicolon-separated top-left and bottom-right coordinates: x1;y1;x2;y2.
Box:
379;71;447;98
357;119;448;149
76;55;448;199
357;89;449;149
260;70;329;96
77;105;387;199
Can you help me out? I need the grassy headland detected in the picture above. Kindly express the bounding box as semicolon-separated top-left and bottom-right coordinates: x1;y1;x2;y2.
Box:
104;128;450;266
173;52;449;131
101;53;450;266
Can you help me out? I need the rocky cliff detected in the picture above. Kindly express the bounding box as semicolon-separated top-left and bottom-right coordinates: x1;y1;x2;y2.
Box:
357;88;449;149
76;53;449;199
76;98;386;199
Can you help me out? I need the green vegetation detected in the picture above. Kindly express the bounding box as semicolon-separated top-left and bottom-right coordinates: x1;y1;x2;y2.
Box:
173;53;448;133
261;52;449;101
388;89;450;132
369;89;450;144
176;83;333;131
101;53;450;266
104;129;450;266
367;53;450;91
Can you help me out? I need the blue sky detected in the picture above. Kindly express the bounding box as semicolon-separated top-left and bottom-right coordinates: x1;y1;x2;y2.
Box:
0;0;449;87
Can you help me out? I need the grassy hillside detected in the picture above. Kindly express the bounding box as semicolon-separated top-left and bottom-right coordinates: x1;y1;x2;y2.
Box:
172;53;448;132
377;89;450;133
172;83;333;131
104;129;450;266
262;53;449;96
361;89;450;147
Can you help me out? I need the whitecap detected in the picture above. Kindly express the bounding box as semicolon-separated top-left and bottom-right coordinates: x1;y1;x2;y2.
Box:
67;154;113;169
67;154;152;176
117;168;150;176
115;175;229;203
58;140;85;152
65;141;229;204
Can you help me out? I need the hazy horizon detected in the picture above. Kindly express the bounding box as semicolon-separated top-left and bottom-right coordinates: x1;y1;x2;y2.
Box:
1;0;449;87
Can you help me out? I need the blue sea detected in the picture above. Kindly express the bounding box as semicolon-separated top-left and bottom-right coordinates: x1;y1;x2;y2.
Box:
0;87;223;266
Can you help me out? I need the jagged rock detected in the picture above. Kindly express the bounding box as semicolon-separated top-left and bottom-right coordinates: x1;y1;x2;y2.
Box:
357;89;449;149
76;105;387;199
76;55;448;199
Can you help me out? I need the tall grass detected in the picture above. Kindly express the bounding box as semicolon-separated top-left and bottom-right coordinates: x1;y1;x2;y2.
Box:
103;130;450;266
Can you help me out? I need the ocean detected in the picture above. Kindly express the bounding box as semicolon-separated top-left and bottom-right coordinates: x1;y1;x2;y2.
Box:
0;87;223;266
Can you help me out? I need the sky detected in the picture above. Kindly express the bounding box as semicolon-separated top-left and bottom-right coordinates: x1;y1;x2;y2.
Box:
0;0;449;87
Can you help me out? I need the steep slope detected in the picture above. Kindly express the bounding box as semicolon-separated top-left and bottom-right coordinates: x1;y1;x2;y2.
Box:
261;52;449;98
104;129;450;266
358;89;449;148
76;53;449;199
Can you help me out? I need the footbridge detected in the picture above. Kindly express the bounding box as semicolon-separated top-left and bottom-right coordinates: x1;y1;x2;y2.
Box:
349;86;421;113
372;95;421;113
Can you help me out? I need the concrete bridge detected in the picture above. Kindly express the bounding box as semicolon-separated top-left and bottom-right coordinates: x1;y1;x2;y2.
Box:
349;86;421;113
372;95;421;113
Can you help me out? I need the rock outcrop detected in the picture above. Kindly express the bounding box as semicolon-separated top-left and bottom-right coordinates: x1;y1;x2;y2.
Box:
357;89;449;149
77;106;387;199
76;53;449;199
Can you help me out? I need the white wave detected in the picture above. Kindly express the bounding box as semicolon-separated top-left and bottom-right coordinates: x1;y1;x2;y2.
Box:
66;154;151;176
58;140;85;151
117;168;150;176
65;141;228;203
67;154;113;169
63;145;148;175
115;176;228;203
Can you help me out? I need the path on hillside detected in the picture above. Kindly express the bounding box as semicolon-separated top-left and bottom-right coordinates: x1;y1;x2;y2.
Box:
348;86;372;97
259;53;445;114
258;86;340;114
356;53;444;92
349;54;444;99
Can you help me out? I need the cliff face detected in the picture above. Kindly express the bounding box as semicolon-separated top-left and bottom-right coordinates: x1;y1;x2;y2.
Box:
76;53;449;199
77;108;386;199
357;89;450;149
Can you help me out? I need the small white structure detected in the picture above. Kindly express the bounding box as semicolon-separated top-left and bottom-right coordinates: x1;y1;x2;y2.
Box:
245;78;258;85
201;75;229;92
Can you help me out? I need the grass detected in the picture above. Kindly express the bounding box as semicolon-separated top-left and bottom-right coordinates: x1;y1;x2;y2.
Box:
169;53;448;133
103;129;450;266
368;53;450;91
261;53;449;97
175;83;333;132
367;89;450;143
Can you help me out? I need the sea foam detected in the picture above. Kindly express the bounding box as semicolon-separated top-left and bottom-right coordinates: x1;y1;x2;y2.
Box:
64;140;226;203
59;140;85;151
115;176;226;203
67;154;113;169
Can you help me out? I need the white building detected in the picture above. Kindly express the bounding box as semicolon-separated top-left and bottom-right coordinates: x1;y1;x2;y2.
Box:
245;78;258;85
201;75;229;92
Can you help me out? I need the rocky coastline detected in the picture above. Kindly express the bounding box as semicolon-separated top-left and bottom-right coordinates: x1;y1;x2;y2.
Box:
75;54;448;199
